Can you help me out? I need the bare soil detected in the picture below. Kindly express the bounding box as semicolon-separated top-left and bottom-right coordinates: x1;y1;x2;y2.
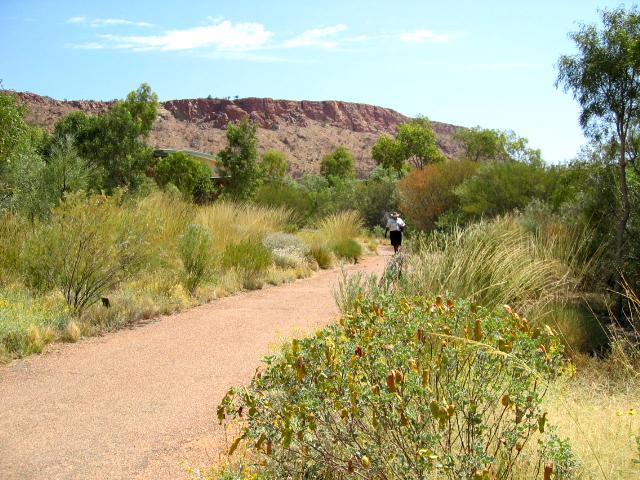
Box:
0;252;390;479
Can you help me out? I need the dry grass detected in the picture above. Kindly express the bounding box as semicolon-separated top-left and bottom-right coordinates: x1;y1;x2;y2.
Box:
195;202;292;254
542;356;640;479
406;216;594;336
316;210;363;243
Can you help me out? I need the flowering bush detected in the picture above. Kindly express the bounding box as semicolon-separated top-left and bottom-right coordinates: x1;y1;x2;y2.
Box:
219;294;572;479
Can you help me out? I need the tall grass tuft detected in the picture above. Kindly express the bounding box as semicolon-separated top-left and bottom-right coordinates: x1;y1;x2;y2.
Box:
316;210;363;243
405;216;596;344
196;203;291;253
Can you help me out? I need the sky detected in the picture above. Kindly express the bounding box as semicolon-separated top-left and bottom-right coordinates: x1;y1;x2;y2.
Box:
0;0;634;163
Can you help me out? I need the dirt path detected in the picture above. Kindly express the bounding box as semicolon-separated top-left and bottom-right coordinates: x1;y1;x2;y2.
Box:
0;252;390;480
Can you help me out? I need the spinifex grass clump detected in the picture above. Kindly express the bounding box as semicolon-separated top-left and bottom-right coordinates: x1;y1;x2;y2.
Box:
221;240;273;290
332;238;363;263
219;294;573;479
179;224;212;293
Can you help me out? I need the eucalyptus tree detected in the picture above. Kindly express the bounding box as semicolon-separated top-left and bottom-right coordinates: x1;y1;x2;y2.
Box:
556;6;640;318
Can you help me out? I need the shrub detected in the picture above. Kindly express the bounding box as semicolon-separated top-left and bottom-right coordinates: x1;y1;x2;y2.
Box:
155;151;214;202
0;289;70;359
263;232;309;269
399;159;478;231
356;169;400;228
259;150;288;183
320;146;355;181
455;161;559;220
219;118;260;200
0;214;27;286
220;240;273;289
308;243;334;269
332;238;362;263
179;224;212;293
219;294;570;479
21;192;149;312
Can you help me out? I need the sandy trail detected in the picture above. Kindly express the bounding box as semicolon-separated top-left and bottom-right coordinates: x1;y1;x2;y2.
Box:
0;252;390;480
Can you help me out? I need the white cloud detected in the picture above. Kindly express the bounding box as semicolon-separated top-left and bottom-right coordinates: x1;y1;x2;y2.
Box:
399;29;454;43
66;42;105;50
99;20;272;51
67;16;87;24
283;24;347;48
67;16;154;28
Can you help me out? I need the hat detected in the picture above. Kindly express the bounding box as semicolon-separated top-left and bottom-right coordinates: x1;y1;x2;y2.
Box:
390;211;400;218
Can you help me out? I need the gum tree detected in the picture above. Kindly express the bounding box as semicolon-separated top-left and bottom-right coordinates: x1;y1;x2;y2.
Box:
556;6;640;319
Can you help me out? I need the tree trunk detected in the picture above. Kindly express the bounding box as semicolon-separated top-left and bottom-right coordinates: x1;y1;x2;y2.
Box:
614;132;631;321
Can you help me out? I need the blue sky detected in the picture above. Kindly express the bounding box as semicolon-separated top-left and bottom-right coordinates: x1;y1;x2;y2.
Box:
0;0;632;163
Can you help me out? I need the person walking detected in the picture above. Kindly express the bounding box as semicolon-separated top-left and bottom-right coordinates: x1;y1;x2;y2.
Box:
385;211;406;253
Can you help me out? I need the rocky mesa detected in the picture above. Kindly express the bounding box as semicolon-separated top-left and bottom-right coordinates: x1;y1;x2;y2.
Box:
15;92;461;177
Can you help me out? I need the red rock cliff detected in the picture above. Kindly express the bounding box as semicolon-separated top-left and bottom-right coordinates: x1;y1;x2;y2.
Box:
14;92;461;176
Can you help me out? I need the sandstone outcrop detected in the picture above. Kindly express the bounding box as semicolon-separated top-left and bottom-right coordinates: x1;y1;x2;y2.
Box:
14;92;461;177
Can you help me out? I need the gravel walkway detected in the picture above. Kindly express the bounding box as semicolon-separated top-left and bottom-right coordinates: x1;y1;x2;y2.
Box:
0;252;390;479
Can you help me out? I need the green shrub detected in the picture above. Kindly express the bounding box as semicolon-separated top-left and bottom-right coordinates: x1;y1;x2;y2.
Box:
0;214;27;286
220;240;273;289
179;224;212;293
219;294;570;479
332;238;362;263
308;243;334;269
21;192;149;312
0;289;70;359
455;161;562;220
320;146;355;181
155;151;215;202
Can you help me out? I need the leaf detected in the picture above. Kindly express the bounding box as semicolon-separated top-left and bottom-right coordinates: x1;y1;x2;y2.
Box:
228;434;244;455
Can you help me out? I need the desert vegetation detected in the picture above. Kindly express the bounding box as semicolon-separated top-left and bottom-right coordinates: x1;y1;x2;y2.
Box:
2;4;640;479
0;86;371;361
202;6;640;479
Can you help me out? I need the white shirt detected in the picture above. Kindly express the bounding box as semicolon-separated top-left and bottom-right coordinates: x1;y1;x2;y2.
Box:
386;217;405;232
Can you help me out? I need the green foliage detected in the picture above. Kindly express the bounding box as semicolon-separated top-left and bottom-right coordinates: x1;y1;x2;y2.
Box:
42;134;92;203
454;126;507;162
0;289;70;359
155;151;214;202
397;117;447;168
0;92;32;173
179;224;212;293
556;6;640;141
331;238;362;262
320;146;355;182
21;192;149;312
221;240;273;289
259;150;288;183
219;294;568;479
399;159;478;230
455;161;558;219
356;167;400;228
372;118;445;171
556;5;640;317
54;84;158;192
371;134;405;173
454;127;541;165
219;119;260;200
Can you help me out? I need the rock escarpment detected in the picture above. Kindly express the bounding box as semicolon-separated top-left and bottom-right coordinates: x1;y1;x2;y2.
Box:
15;92;461;177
